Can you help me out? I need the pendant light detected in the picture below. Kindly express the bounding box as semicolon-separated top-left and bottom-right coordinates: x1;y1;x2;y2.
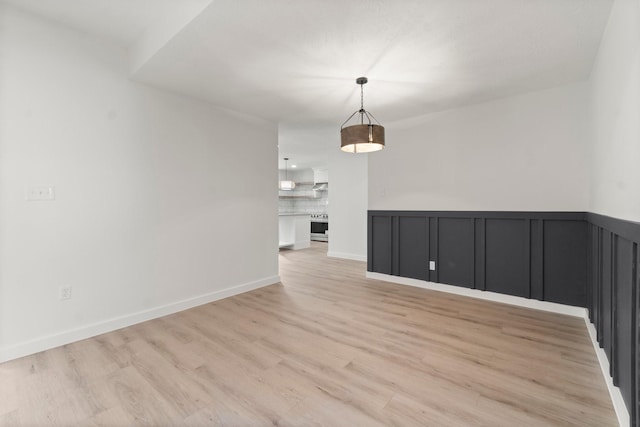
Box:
279;158;296;191
340;77;385;153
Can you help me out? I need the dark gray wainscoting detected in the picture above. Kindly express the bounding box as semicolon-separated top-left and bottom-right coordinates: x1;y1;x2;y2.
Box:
587;213;639;426
368;211;587;305
368;210;639;426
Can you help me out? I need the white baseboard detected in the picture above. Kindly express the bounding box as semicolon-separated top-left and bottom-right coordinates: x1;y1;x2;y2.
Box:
0;275;281;363
366;271;630;426
365;272;586;317
584;318;630;427
327;251;367;262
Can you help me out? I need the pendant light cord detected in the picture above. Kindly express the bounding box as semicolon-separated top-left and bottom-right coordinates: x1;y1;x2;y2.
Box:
360;83;364;124
340;77;381;129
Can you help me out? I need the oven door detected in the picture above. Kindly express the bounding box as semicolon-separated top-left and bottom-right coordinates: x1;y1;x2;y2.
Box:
310;221;329;241
311;221;328;234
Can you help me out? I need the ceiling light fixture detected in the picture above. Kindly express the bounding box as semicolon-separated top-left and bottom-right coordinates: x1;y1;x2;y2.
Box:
340;77;385;153
279;158;296;191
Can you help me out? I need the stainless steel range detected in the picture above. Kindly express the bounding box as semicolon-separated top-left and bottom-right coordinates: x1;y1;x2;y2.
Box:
310;213;328;242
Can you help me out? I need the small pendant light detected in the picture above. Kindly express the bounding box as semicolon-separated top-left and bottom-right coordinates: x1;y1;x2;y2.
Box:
340;77;385;153
279;158;296;190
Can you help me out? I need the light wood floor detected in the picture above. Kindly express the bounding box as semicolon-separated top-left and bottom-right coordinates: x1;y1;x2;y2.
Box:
0;242;617;426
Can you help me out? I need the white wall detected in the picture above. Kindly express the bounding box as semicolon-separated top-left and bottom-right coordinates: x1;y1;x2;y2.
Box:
369;82;590;212
588;0;640;222
328;149;368;261
0;6;279;361
278;168;314;183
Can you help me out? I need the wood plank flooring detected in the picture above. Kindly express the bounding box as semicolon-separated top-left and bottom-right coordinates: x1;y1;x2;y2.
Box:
0;242;617;426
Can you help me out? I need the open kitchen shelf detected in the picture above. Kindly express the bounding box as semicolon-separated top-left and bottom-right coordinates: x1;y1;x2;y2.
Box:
279;181;323;199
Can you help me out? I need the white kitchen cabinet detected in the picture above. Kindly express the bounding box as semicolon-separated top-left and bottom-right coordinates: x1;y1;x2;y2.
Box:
278;214;310;250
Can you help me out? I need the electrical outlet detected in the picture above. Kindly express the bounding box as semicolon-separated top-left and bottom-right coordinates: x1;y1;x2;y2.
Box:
59;286;72;301
429;261;436;271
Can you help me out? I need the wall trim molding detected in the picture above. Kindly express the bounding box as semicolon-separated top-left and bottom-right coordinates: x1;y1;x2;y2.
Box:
369;209;639;426
367;270;630;426
584;317;631;427
587;212;640;243
0;275;281;363
368;211;588;306
328;251;367;262
586;214;639;427
368;210;586;220
366;271;587;317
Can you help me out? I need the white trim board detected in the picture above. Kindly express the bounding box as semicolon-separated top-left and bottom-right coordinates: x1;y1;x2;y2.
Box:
366;271;630;427
366;272;586;316
327;251;367;262
0;275;281;363
584;319;631;427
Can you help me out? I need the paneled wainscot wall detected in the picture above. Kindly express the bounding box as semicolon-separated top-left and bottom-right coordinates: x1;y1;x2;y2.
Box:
368;211;639;426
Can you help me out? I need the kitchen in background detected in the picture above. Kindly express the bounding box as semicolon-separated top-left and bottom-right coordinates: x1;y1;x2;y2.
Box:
279;167;329;243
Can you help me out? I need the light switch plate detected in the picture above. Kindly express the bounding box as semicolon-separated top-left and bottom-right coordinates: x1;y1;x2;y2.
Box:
27;186;55;201
429;261;436;271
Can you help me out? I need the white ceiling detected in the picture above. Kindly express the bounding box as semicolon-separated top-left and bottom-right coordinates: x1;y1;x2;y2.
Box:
277;125;335;170
3;0;613;169
1;0;193;47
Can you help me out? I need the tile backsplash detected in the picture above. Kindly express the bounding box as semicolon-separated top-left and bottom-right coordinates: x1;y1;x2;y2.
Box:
279;190;328;214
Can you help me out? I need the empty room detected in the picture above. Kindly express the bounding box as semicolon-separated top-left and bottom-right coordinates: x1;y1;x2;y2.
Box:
0;0;638;426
